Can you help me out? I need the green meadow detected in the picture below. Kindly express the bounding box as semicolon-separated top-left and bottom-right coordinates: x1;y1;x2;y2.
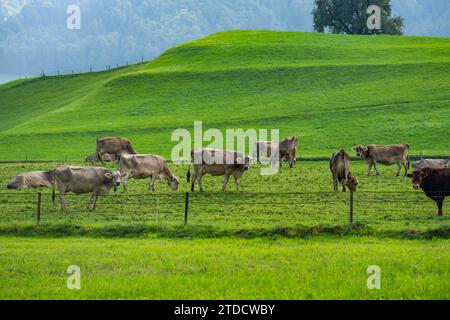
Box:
0;31;449;299
0;31;449;160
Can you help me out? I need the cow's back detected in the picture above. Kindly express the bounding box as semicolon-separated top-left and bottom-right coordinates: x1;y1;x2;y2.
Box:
422;168;450;197
367;144;408;163
56;166;109;193
330;150;350;180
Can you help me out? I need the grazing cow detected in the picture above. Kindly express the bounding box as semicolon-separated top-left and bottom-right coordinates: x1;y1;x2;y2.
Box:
407;168;450;216
96;137;138;163
85;153;117;163
412;158;450;170
53;166;123;212
255;136;299;168
187;148;250;192
329;149;358;192
119;154;179;192
352;144;410;176
7;171;54;190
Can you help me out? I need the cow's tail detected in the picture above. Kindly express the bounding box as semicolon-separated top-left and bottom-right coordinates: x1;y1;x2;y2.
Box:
187;163;191;183
52;180;56;203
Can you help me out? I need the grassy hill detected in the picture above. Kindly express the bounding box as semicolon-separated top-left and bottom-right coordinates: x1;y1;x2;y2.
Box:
0;30;449;160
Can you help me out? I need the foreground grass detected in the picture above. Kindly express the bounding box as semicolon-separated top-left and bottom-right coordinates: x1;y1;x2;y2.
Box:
0;237;448;300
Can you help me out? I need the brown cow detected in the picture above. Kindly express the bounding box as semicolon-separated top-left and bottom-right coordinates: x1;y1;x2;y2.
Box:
53;166;124;212
119;154;179;192
352;144;410;176
329;149;358;192
96;137;138;163
85;153;117;163
407;168;450;216
255;136;298;168
7;171;54;189
187;148;250;192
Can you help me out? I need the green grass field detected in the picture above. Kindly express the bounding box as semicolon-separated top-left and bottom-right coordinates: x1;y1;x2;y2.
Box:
0;31;449;160
1;237;449;300
0;30;449;300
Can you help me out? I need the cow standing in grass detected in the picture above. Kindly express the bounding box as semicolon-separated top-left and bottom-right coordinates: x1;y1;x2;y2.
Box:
95;137;138;164
329;149;358;192
187;148;250;192
407;168;450;216
53;166;124;212
255;136;298;168
352;144;410;176
119;154;179;192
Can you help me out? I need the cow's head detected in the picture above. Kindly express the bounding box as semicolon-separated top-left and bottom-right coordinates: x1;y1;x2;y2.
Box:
406;169;429;190
85;154;97;163
346;174;358;192
7;176;24;189
105;171;123;192
352;145;368;159
168;176;179;191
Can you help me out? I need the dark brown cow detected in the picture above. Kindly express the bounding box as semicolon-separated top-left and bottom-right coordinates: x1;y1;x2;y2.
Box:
255;136;299;168
7;171;54;189
353;144;410;176
329;149;358;192
407;168;450;216
96;137;138;163
187;148;250;192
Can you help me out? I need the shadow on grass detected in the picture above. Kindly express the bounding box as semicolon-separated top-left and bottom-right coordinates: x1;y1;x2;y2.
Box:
0;223;449;240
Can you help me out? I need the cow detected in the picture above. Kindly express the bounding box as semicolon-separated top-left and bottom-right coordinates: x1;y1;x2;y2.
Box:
85;153;117;163
119;154;179;192
329;149;358;192
255;136;298;168
412;158;450;170
352;144;410;176
52;166;124;212
187;148;250;192
96;137;138;163
407;168;450;216
7;171;54;190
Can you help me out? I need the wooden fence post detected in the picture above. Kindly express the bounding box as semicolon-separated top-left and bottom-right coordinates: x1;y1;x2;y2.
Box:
184;192;189;225
349;189;354;224
37;192;42;224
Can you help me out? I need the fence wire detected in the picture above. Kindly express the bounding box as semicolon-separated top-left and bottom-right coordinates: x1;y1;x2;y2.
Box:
0;191;447;228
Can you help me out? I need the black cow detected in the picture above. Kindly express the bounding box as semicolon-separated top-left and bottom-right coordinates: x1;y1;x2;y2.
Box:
407;168;450;216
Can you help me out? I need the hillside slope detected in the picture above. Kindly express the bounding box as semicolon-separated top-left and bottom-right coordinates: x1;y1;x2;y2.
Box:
0;30;449;160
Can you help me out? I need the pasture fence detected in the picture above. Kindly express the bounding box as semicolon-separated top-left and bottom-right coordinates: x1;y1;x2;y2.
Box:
0;190;444;228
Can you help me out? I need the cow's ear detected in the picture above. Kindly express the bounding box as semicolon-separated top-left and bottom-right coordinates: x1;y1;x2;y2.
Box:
105;173;113;179
351;146;356;151
121;173;129;178
406;173;412;178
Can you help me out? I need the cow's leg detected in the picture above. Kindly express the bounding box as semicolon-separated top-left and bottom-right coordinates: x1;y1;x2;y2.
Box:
396;162;402;177
332;175;338;192
222;174;230;192
88;194;95;210
367;162;372;176
403;159;409;177
288;154;294;169
197;175;205;192
373;161;380;176
436;198;444;217
92;191;99;211
342;178;347;192
149;175;156;192
59;191;67;212
97;152;104;165
122;174;128;192
233;173;242;192
191;169;198;192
